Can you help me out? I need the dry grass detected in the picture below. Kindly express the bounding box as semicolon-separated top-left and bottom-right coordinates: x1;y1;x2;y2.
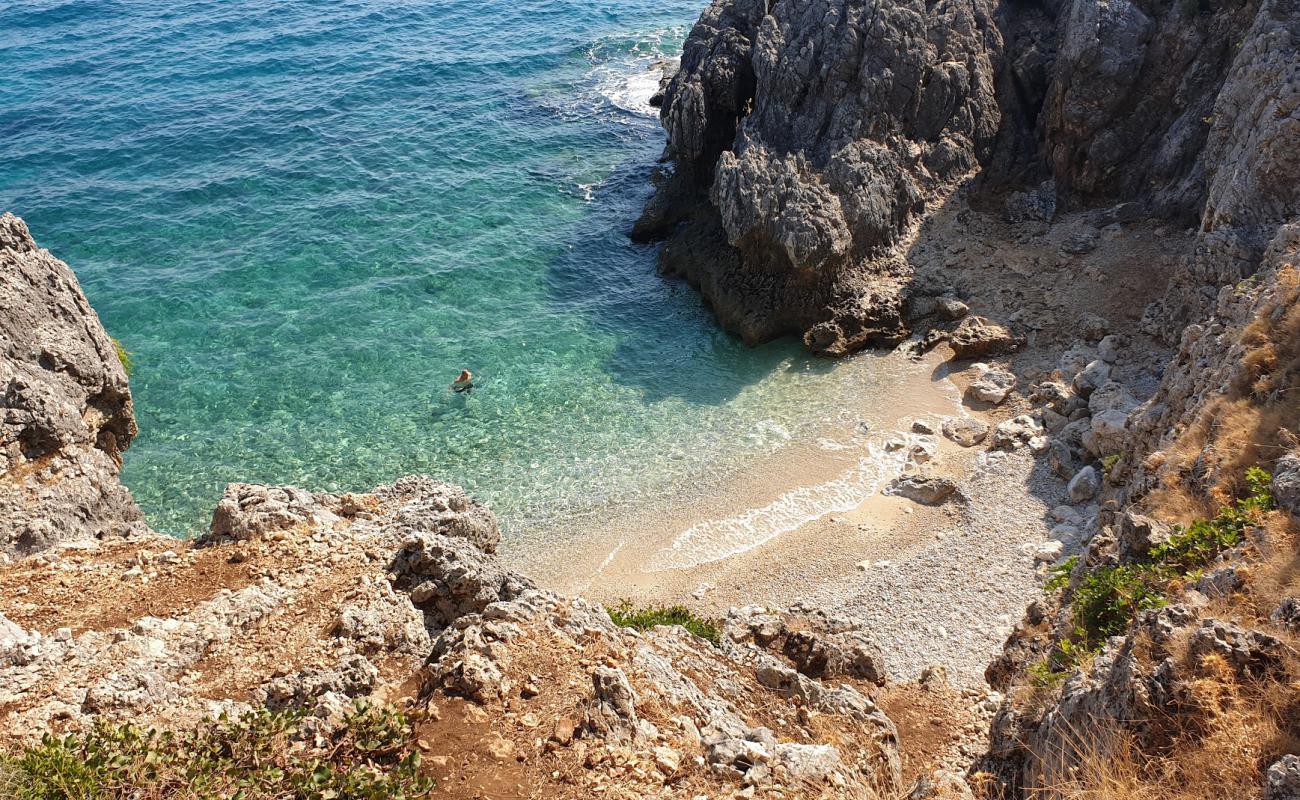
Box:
1146;266;1300;518
1019;613;1300;800
1026;679;1300;799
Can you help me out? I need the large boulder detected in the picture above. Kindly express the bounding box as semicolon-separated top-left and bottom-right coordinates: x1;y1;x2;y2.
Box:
643;0;1003;354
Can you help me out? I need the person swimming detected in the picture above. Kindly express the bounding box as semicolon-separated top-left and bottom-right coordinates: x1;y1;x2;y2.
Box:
450;369;474;394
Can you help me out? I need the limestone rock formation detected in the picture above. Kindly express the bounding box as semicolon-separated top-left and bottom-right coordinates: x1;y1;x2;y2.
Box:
0;213;145;558
640;0;1003;354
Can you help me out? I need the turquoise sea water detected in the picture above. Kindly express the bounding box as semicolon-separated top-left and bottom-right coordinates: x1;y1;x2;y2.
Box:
1;0;891;540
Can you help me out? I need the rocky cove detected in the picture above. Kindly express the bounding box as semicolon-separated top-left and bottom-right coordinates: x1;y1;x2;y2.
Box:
2;0;1300;799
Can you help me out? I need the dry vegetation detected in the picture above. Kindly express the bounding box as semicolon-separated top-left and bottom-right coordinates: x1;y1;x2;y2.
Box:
1147;266;1300;519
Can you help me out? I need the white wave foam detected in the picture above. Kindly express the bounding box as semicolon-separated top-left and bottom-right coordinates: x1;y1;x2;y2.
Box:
643;443;908;572
600;66;662;116
585;28;683;119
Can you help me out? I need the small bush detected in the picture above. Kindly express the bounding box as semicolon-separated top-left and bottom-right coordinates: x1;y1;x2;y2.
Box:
1044;470;1274;670
607;600;720;644
0;702;433;800
1070;563;1170;648
110;336;133;377
1044;556;1080;594
1101;453;1121;480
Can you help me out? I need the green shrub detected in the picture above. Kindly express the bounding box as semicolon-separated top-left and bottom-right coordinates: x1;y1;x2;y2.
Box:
1044;556;1080;594
1070;563;1170;648
1101;454;1121;480
110;336;133;377
1150;465;1273;571
1042;470;1274;674
0;702;433;800
607;600;721;644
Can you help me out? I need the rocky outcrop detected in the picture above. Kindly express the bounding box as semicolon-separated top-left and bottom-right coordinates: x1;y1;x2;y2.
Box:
643;0;1298;357
639;0;1003;354
1;470;907;797
0;213;145;558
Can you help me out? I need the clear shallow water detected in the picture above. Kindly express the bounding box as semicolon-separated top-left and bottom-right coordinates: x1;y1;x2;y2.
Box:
0;0;895;539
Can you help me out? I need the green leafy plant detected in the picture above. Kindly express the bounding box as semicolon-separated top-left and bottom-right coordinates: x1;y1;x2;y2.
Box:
1027;659;1069;690
1101;454;1121;480
110;336;133;377
1044;556;1080;594
1070;563;1170;648
1040;470;1274;676
607;600;721;645
0;702;433;800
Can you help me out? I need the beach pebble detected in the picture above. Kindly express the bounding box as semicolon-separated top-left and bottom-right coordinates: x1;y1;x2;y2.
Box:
1033;541;1064;563
911;419;937;435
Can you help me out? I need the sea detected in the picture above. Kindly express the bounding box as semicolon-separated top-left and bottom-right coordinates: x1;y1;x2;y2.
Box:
0;0;948;556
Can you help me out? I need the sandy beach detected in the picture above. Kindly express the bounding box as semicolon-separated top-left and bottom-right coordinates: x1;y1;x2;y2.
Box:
505;341;1062;685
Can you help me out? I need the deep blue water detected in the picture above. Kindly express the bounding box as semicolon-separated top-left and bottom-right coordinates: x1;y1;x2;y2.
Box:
1;0;868;539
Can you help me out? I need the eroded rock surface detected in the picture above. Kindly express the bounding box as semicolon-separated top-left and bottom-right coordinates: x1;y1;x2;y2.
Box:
641;0;1003;354
0;213;145;558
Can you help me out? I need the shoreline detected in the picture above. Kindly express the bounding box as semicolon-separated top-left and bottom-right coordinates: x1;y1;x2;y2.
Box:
503;341;1059;685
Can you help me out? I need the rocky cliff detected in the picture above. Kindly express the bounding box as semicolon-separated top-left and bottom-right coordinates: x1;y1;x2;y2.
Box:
640;0;1299;356
0;213;145;559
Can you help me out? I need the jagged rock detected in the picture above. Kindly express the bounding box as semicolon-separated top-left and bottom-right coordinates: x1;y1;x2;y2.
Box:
647;0;1003;354
0;213;145;558
1057;344;1095;379
942;416;989;447
1097;334;1124;364
1187;620;1283;678
1004;180;1057;223
1192;567;1245;599
380;476;502;553
781;628;886;686
950;316;1023;360
1267;754;1300;800
1116;512;1172;559
1060;230;1098;255
991;415;1046;452
1272;598;1300;633
585;666;640;743
1033;540;1064;563
773;742;843;786
887;476;962;506
1076;314;1107;343
1072;359;1112;397
258;655;378;711
392;531;534;628
936;297;970;321
909;770;976;799
1082;409;1128;459
967;365;1017;405
1088;381;1138;417
1033;380;1076;414
1273;452;1300;517
207;484;337;542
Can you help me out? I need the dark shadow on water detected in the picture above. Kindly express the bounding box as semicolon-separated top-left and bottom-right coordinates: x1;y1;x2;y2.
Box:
539;145;836;406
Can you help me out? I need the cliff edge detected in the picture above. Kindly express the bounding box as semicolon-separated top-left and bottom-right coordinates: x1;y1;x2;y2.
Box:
0;212;145;558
